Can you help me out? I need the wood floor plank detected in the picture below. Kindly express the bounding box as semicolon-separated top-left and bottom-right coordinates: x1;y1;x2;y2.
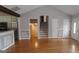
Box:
6;38;79;53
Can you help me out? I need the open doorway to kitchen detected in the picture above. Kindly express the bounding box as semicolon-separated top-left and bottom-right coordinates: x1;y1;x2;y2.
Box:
30;19;38;40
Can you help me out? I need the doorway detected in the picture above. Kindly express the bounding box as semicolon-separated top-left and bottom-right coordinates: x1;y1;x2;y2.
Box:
30;19;38;40
40;16;48;38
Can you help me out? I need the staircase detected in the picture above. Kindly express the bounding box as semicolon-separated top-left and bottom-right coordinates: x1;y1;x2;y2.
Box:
40;22;48;38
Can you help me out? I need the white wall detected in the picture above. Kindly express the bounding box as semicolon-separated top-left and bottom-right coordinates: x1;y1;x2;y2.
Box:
19;6;71;39
71;16;79;41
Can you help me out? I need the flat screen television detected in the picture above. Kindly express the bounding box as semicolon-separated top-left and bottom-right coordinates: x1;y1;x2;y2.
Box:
0;22;7;31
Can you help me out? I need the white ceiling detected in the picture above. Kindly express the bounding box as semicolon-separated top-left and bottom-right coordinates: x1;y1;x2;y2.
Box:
53;5;79;16
3;5;43;14
3;5;79;16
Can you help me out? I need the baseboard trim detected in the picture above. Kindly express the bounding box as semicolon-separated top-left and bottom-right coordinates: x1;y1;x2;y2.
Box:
19;38;30;40
19;37;72;40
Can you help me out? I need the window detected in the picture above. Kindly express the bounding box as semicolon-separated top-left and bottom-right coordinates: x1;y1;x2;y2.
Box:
73;22;76;34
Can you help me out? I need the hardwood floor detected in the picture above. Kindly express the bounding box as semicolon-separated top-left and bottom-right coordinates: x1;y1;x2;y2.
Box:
6;38;79;53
